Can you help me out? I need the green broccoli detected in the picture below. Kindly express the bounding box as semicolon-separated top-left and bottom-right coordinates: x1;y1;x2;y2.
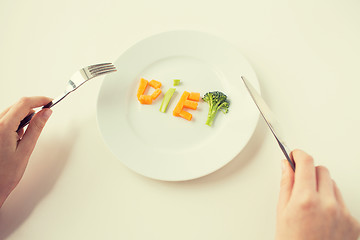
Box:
202;91;230;126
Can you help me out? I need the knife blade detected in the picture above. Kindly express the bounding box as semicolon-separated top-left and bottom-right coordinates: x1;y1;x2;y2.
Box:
241;76;296;171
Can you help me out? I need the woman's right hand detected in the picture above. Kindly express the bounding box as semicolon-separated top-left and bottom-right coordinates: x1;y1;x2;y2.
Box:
275;149;360;240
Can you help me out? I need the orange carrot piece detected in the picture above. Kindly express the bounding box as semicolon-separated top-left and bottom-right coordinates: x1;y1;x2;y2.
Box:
179;110;192;121
151;88;162;100
139;95;152;104
149;80;162;89
173;91;190;116
188;92;200;102
137;78;148;100
183;100;198;110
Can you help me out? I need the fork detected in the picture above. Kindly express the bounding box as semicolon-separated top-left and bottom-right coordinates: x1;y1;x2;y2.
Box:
17;63;117;131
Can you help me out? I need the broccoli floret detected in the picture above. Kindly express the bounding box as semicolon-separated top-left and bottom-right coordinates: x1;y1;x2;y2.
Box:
202;91;230;126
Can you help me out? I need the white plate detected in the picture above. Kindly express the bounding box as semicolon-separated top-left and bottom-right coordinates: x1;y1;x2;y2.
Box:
97;30;260;181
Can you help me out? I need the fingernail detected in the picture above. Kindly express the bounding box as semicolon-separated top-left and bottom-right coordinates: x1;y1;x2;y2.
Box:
42;109;52;120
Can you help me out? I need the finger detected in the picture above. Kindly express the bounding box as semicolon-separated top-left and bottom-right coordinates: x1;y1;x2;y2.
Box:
316;166;335;198
277;159;295;212
292;149;317;194
0;105;12;119
333;180;346;209
3;96;52;130
17;108;52;158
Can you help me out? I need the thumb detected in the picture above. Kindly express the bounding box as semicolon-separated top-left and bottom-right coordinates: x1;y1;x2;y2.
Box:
17;108;52;158
277;159;295;212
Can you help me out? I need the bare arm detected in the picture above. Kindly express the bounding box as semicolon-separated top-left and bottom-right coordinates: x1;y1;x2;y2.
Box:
0;97;52;208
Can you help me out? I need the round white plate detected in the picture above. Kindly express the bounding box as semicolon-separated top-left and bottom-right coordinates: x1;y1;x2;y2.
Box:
97;30;260;181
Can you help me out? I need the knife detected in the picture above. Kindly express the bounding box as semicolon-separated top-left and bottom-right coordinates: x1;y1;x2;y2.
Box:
241;76;296;171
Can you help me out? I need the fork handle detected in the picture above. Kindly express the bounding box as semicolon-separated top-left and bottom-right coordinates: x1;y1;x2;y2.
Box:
17;112;36;132
16;101;52;132
16;92;69;132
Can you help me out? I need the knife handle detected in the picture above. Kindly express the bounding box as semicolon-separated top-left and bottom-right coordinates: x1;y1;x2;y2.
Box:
277;139;296;171
287;152;296;171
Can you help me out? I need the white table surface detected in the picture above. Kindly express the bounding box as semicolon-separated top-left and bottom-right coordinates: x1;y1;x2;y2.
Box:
0;0;359;239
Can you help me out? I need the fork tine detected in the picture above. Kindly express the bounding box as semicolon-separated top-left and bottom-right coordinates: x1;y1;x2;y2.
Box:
88;63;112;69
92;69;117;77
90;68;116;76
89;65;116;74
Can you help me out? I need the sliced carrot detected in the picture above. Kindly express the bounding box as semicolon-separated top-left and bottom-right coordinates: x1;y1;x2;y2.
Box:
137;78;149;100
173;91;190;116
179;110;192;121
188;92;200;102
149;80;162;89
139;95;152;104
183;100;198;110
151;88;162;100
